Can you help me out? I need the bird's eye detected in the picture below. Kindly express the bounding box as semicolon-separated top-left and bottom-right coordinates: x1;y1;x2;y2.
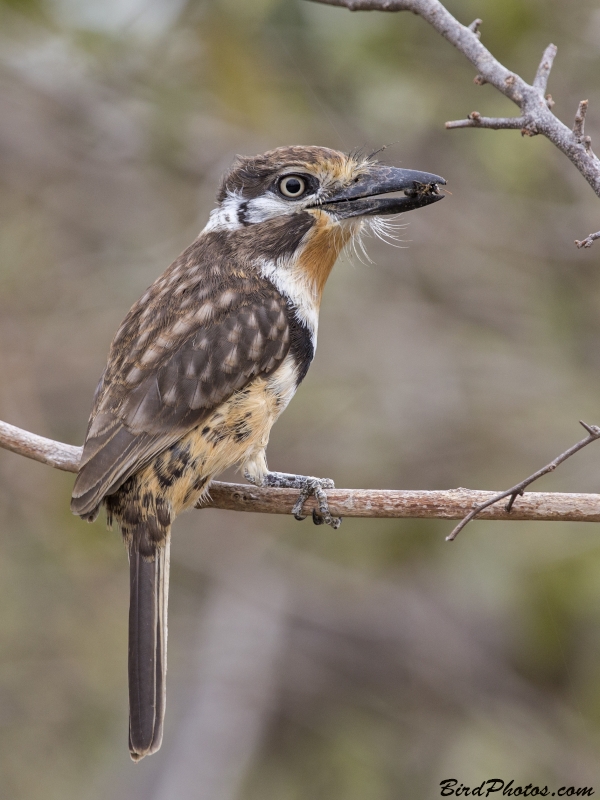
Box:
279;175;306;198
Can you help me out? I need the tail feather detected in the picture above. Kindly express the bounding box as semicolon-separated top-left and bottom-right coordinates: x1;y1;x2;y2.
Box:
128;531;170;761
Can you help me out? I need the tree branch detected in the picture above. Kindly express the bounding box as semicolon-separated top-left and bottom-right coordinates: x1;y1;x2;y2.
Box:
306;0;600;247
445;113;528;132
575;230;600;249
533;43;557;94
446;421;600;541
2;419;600;524
0;419;82;471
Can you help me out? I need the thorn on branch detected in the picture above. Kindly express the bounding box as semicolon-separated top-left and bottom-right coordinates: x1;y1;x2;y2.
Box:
579;420;600;435
546;94;555;109
473;75;487;86
573;99;589;140
446;421;600;541
533;43;558;93
575;230;600;249
468;18;482;38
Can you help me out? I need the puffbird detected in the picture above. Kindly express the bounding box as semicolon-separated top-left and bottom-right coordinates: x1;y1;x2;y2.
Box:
70;146;445;760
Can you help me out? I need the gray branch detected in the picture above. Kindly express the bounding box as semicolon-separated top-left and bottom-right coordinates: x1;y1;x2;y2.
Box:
575;230;600;249
533;43;557;94
306;0;600;246
3;418;600;525
445;113;528;131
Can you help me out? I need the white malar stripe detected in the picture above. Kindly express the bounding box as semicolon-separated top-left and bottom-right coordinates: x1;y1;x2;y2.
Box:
243;194;295;224
202;191;297;233
258;257;319;348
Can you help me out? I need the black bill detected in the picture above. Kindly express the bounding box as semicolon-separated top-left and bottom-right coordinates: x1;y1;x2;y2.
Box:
318;166;446;218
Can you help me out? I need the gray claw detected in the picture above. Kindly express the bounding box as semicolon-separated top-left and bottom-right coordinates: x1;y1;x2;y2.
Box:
312;509;325;525
293;477;342;529
261;471;341;528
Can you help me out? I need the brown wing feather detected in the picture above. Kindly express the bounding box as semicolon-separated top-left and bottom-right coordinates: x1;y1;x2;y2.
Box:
71;235;292;518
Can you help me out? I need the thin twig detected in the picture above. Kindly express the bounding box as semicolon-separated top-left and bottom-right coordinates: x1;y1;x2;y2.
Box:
306;0;600;245
575;230;600;249
445;114;527;131
2;418;600;524
446;421;600;541
533;44;557;93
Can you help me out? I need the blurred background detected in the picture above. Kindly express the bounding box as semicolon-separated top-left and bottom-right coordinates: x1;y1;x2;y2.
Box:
1;0;600;797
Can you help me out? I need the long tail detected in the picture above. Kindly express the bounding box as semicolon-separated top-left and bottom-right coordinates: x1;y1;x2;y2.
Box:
127;529;171;761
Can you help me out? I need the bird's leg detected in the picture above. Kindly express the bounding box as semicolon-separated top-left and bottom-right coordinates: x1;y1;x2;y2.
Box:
245;470;342;529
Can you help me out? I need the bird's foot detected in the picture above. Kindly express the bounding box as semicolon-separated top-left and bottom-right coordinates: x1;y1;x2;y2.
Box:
291;477;342;529
258;471;342;529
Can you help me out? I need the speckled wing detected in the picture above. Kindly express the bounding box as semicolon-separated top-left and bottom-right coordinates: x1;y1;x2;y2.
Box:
71;264;291;519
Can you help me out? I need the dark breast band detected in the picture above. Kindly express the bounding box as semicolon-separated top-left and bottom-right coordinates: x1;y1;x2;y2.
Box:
284;304;314;386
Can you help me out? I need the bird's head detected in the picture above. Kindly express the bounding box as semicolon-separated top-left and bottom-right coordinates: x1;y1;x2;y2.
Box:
205;145;445;297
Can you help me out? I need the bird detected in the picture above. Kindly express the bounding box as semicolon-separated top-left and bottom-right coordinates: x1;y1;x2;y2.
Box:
70;145;445;761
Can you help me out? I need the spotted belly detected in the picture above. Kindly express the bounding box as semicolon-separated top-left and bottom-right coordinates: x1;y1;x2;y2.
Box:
106;354;300;549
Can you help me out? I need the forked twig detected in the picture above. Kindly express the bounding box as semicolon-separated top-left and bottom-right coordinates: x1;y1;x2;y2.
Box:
446;421;600;541
307;0;600;248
